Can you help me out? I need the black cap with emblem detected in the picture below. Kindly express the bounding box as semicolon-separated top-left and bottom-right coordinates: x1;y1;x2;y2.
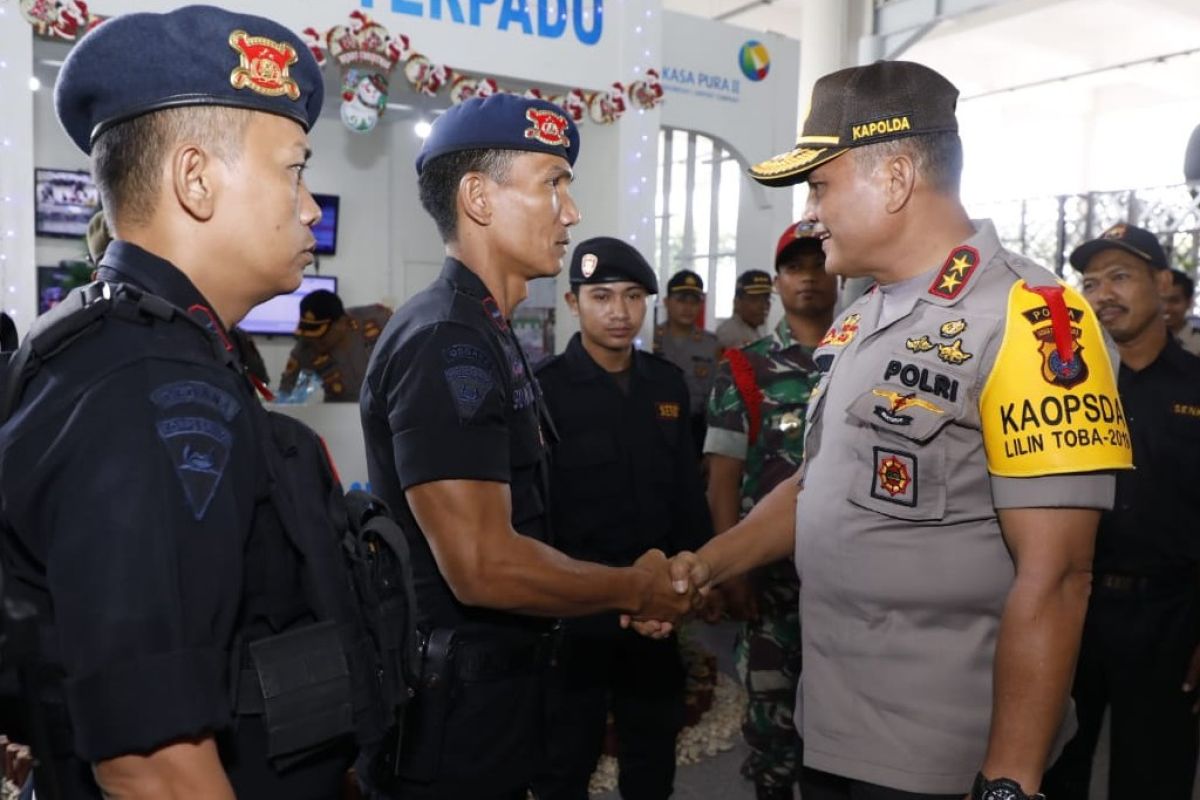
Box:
1069;223;1170;272
749;60;959;187
569;237;658;294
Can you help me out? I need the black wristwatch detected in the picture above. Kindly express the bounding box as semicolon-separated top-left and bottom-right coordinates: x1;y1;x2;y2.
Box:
971;773;1046;800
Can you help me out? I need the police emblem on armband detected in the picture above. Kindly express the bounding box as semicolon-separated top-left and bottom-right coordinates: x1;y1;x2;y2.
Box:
928;246;980;300
1020;285;1088;389
525;108;570;147
228;30;301;100
819;313;860;347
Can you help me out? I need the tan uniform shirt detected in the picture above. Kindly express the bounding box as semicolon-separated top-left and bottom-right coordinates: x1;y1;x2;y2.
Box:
794;221;1132;793
653;323;721;416
715;315;769;349
279;304;391;402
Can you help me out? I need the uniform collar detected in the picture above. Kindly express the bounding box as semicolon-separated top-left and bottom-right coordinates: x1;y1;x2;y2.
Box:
772;317;797;349
919;219;1003;308
98;240;214;314
441;257;491;300
563;331;648;382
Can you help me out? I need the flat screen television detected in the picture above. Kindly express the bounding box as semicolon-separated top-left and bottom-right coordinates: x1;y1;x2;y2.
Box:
312;193;339;255
239;274;338;336
35;168;100;239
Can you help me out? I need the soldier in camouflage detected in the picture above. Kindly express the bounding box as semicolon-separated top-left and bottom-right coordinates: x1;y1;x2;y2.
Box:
703;222;837;800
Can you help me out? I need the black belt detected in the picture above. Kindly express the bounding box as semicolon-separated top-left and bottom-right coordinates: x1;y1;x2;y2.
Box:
451;631;557;681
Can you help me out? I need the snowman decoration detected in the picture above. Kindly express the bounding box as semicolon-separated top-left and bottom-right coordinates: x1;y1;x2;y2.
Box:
326;11;403;134
341;70;389;133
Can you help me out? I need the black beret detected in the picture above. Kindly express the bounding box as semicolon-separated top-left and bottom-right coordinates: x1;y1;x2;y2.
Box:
416;94;580;174
569;237;658;294
56;5;324;155
667;270;704;295
750;60;959;187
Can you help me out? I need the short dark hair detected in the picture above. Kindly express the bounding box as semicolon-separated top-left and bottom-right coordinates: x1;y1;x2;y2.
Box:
91;106;251;229
418;149;516;242
856;132;964;194
1170;268;1195;301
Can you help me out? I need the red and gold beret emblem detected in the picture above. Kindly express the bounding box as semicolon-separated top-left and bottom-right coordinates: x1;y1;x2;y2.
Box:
228;30;300;100
525;108;570;148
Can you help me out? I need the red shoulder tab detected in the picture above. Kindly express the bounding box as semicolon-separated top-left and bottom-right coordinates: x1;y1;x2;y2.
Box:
725;348;764;446
928;245;981;300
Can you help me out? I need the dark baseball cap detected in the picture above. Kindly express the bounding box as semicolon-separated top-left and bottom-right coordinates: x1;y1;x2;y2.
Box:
736;270;773;296
1069;223;1169;272
749;60;959;187
569;237;658;293
667;270;704;296
296;289;345;338
775;221;822;265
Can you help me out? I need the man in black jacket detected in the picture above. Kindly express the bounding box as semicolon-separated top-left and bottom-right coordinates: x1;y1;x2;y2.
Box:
534;237;714;799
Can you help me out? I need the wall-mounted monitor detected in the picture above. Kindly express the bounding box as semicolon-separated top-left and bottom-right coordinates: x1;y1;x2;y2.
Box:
312;193;339;256
239;274;338;336
35;168;99;239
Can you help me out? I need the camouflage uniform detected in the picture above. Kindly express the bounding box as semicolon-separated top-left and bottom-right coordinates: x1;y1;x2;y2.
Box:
704;318;819;792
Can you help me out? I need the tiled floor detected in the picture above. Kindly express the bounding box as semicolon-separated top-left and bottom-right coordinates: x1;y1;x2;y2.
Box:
596;623;1200;800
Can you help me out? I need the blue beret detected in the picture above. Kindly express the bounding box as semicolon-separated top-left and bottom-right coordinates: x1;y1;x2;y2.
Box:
570;237;658;294
416;94;580;174
55;4;323;155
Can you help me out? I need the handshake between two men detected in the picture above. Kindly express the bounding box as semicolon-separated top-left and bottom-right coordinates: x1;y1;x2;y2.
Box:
623;478;800;636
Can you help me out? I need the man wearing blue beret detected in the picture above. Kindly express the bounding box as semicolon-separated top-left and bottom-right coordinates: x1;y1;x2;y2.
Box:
532;237;714;799
0;6;368;800
360;95;701;798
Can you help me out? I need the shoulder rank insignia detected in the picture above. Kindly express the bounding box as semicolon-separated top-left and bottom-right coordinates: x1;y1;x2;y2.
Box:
906;335;934;352
939;318;967;338
229;30;301;100
928;245;981;300
525;108;571;147
936;338;973;365
819;313;860;348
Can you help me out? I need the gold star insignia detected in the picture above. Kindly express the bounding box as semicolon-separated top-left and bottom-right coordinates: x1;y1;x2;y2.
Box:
938;272;963;293
947;254;973;277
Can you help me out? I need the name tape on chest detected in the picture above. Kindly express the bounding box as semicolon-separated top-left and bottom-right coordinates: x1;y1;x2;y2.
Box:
980;281;1133;477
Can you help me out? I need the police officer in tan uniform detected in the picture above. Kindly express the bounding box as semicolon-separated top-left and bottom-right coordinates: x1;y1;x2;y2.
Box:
654;270;722;453
635;61;1133;800
279;289;391;401
716;271;773;348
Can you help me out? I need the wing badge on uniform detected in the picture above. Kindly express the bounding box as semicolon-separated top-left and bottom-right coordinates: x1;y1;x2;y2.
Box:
156;417;233;521
871;389;944;426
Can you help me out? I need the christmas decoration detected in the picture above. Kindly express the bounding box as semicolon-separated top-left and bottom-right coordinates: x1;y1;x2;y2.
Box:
20;0;103;41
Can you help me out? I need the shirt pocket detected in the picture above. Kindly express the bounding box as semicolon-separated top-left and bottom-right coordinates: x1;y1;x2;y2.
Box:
553;431;620;500
843;383;961;522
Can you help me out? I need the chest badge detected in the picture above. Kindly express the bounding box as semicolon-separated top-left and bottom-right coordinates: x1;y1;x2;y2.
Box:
872;448;917;506
939;318;967;338
656;401;681;420
936;338;973;365
871;389;944;426
906;335;934;353
778;411;803;436
819;313;860;348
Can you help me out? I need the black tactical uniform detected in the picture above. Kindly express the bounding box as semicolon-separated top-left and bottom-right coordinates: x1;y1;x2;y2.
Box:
0;9;370;799
1045;226;1200;800
533;237;714;800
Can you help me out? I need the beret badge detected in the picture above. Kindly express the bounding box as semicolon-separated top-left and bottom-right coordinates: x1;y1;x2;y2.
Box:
525;108;570;148
228;30;301;100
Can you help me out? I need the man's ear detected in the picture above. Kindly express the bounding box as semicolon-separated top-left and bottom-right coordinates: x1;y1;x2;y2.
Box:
170;144;217;222
883;152;917;214
564;289;580;317
1155;268;1173;294
459;172;493;228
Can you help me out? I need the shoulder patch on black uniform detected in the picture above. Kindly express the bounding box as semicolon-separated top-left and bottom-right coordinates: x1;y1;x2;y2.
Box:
156;416;233;520
442;344;495;420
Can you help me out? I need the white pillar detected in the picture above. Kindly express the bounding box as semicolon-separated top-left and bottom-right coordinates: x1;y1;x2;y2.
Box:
0;0;37;338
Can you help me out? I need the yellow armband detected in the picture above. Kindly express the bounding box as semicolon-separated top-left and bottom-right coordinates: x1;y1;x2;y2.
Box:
980;280;1133;477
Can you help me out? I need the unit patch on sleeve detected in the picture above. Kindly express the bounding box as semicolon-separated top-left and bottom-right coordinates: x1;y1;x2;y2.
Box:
979;280;1133;477
871;447;917;507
